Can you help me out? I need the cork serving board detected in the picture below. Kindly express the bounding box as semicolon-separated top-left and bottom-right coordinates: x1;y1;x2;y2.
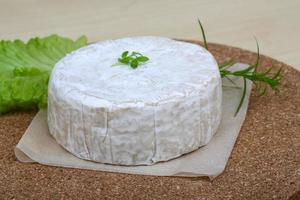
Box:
0;40;299;200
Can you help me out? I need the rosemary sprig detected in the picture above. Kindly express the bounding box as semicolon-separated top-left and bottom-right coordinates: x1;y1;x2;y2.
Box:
113;51;149;69
198;19;282;116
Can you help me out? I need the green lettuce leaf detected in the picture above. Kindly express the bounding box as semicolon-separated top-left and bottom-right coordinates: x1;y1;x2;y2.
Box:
0;35;87;114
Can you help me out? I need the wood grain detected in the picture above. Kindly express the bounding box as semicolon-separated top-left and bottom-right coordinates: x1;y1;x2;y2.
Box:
0;0;299;70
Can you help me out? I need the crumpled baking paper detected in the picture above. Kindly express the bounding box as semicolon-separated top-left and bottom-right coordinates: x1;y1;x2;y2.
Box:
15;63;252;180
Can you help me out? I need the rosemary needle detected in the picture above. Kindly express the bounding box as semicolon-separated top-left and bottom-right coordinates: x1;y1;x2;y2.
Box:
198;19;208;50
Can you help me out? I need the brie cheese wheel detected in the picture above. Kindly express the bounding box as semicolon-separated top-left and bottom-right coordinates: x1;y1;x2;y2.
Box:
48;36;222;165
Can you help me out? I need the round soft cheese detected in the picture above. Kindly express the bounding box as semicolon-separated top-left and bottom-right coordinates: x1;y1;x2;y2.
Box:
48;36;222;165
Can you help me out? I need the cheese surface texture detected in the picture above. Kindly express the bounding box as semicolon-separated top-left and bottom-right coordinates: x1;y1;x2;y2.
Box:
48;36;222;165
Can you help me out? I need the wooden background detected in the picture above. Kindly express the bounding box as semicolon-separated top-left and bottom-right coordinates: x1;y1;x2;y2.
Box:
0;0;299;70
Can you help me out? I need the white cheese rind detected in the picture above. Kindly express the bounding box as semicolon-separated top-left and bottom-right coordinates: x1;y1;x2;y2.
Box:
48;36;222;165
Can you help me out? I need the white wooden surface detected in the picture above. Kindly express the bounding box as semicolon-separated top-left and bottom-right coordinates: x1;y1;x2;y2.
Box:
0;0;299;70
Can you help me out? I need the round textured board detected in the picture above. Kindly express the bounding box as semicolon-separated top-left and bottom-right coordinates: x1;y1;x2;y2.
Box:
0;40;299;199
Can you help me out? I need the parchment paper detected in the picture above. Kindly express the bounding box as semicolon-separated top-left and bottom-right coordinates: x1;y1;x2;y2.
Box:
15;63;252;180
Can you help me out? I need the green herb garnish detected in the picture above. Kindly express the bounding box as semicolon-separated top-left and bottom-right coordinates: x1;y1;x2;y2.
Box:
0;35;87;114
113;51;149;69
198;19;282;116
